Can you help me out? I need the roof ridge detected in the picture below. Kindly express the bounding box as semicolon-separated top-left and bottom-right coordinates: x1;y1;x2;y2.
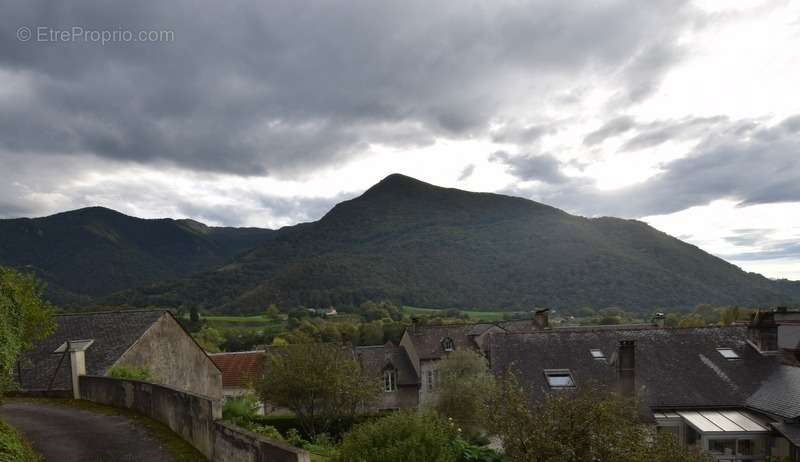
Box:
494;324;745;335
207;350;266;355
55;308;169;317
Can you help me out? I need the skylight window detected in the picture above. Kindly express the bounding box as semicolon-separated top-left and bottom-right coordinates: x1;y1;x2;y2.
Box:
544;369;575;389
717;348;740;360
590;349;605;360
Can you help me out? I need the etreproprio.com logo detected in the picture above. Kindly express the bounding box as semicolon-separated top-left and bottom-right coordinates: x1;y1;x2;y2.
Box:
17;26;174;45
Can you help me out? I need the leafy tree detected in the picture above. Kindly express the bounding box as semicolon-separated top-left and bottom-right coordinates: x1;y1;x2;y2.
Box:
489;374;711;462
435;349;495;440
359;321;384;345
0;266;55;395
265;304;281;320
193;326;224;352
678;315;706;328
335;411;460;462
189;306;200;324
258;343;379;436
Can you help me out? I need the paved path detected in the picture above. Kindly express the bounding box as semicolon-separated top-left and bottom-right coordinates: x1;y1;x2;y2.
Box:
0;401;173;462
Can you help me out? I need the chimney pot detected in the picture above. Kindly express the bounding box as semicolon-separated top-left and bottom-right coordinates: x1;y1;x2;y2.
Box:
618;340;636;397
653;312;665;328
534;308;550;329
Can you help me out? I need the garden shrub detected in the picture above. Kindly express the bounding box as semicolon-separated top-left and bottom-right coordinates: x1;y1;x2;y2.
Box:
107;365;152;381
335;411;460;462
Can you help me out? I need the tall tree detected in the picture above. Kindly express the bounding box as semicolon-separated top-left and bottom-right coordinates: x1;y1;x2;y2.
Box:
434;349;495;440
258;344;379;436
0;267;55;395
489;374;712;462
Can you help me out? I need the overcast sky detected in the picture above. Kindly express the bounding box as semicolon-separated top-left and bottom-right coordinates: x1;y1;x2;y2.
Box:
1;0;799;280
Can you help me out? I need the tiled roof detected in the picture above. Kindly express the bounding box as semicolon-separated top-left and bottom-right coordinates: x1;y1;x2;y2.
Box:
746;365;800;419
17;310;166;391
489;326;781;410
355;342;418;385
208;351;266;389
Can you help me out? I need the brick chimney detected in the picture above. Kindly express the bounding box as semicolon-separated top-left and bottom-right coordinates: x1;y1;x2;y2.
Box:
534;308;550;329
617;340;636;397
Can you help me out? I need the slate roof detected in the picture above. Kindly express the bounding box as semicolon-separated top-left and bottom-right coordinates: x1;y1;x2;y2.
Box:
406;324;489;360
746;365;800;419
489;326;781;410
17;310;166;391
355;342;418;386
208;351;266;389
772;423;800;447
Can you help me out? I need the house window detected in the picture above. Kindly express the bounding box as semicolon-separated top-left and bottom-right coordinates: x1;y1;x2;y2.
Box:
544;369;575;389
383;369;397;392
442;337;455;352
716;348;740;360
589;349;605;361
426;369;435;391
708;439;736;456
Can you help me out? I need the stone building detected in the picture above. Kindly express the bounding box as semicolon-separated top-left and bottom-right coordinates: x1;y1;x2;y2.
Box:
16;310;222;400
354;342;418;410
488;308;800;462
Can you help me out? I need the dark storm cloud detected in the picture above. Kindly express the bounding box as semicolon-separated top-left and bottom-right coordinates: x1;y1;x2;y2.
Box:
503;115;800;218
0;0;699;176
491;151;569;184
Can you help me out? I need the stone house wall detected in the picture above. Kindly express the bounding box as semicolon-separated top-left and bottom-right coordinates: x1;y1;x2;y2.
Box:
114;313;223;400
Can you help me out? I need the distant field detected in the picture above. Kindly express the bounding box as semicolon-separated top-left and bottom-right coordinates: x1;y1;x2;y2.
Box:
402;305;508;321
202;314;285;332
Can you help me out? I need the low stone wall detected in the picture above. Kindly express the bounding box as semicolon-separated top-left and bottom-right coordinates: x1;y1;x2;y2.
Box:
214;421;311;462
79;376;309;462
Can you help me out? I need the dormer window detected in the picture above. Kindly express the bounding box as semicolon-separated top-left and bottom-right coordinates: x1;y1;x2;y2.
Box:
544;369;575;389
716;348;740;360
590;349;605;361
442;337;455;352
383;368;398;392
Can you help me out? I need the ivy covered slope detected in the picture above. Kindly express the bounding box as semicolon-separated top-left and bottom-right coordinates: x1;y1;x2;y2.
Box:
0;207;273;305
109;174;799;313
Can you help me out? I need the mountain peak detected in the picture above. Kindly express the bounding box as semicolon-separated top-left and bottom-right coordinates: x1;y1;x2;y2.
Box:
365;173;433;195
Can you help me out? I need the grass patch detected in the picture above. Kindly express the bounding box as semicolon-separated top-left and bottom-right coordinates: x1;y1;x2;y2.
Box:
0;418;42;462
6;398;206;462
203;315;285;331
403;306;508;321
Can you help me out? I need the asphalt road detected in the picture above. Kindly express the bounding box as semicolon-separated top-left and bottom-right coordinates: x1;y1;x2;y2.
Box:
0;401;173;462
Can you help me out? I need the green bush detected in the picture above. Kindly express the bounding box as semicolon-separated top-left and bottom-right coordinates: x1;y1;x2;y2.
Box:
222;395;260;421
456;442;507;462
336;411;460;462
107;365;152;381
0;419;42;462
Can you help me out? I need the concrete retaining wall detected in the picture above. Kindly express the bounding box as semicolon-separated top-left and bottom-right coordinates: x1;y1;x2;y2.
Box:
79;376;309;462
214;421;310;462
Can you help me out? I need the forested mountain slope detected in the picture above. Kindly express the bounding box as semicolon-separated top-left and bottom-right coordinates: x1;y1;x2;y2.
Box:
106;174;799;312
